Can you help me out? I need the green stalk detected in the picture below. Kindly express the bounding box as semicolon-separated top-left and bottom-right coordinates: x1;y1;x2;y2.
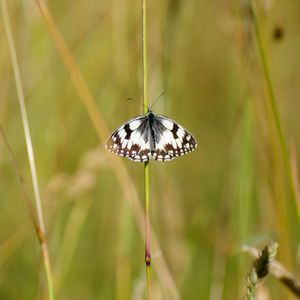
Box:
1;1;55;299
251;3;300;221
142;0;151;298
144;160;151;299
142;0;148;114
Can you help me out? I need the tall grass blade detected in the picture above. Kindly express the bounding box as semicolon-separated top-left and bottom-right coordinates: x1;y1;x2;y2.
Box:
251;3;300;222
142;0;152;298
1;1;55;299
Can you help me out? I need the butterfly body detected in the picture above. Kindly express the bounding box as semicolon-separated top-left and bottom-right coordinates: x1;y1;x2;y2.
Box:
106;109;197;162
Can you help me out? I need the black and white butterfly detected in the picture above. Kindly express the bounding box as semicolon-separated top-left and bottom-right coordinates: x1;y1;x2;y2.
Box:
105;109;197;162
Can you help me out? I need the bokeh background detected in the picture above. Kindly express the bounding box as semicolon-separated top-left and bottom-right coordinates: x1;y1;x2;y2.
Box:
0;0;300;299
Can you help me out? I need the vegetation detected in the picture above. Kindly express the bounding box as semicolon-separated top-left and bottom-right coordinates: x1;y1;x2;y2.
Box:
0;1;299;299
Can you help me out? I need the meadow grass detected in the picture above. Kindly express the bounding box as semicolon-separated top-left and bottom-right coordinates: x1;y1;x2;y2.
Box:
0;1;299;300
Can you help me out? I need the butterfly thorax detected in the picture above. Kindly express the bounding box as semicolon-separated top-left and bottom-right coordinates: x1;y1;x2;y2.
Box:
147;110;155;127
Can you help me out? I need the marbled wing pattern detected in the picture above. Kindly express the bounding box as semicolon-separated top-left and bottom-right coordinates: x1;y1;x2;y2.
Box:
152;115;197;161
105;111;197;162
105;115;152;162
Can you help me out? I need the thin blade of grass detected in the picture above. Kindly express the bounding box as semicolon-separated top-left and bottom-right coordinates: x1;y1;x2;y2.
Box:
0;227;30;268
142;0;152;299
251;2;300;222
290;142;300;210
54;197;93;294
1;1;55;299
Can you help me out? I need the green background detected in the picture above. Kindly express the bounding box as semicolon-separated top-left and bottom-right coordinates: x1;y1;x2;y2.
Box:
0;1;299;299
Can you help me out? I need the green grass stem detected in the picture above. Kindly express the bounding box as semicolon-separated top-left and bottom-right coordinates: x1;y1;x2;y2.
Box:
142;0;151;298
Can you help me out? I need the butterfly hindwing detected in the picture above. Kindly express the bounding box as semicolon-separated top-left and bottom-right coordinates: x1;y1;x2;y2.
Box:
152;115;197;161
105;115;152;162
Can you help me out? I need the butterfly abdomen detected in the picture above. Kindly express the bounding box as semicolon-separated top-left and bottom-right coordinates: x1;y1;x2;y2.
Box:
148;112;156;153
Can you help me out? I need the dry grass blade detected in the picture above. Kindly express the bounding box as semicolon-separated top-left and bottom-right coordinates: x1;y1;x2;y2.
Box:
0;227;30;268
33;0;180;298
1;1;55;299
290;142;300;210
34;0;109;140
0;126;36;220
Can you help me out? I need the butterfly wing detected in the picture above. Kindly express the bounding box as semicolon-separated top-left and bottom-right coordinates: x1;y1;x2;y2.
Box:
105;115;152;162
152;115;197;161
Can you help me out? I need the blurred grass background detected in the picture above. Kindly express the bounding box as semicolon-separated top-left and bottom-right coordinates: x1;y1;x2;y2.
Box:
0;0;300;299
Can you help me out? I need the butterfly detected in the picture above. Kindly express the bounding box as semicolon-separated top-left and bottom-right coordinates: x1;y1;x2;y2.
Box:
105;109;197;162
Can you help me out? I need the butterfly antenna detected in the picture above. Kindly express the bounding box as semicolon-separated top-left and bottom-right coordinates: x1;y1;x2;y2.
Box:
126;97;149;113
150;91;165;110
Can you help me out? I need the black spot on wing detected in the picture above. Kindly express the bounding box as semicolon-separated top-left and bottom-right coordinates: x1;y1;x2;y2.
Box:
171;123;180;138
123;123;132;139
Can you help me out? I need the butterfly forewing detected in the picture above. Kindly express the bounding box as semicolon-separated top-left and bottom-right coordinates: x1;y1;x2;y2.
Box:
152;115;197;161
105;115;152;162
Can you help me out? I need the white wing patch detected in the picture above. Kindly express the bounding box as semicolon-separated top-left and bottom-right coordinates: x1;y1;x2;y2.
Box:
161;119;174;130
129;119;141;130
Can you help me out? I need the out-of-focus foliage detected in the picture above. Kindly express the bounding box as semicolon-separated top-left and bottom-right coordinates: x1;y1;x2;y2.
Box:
0;1;299;299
